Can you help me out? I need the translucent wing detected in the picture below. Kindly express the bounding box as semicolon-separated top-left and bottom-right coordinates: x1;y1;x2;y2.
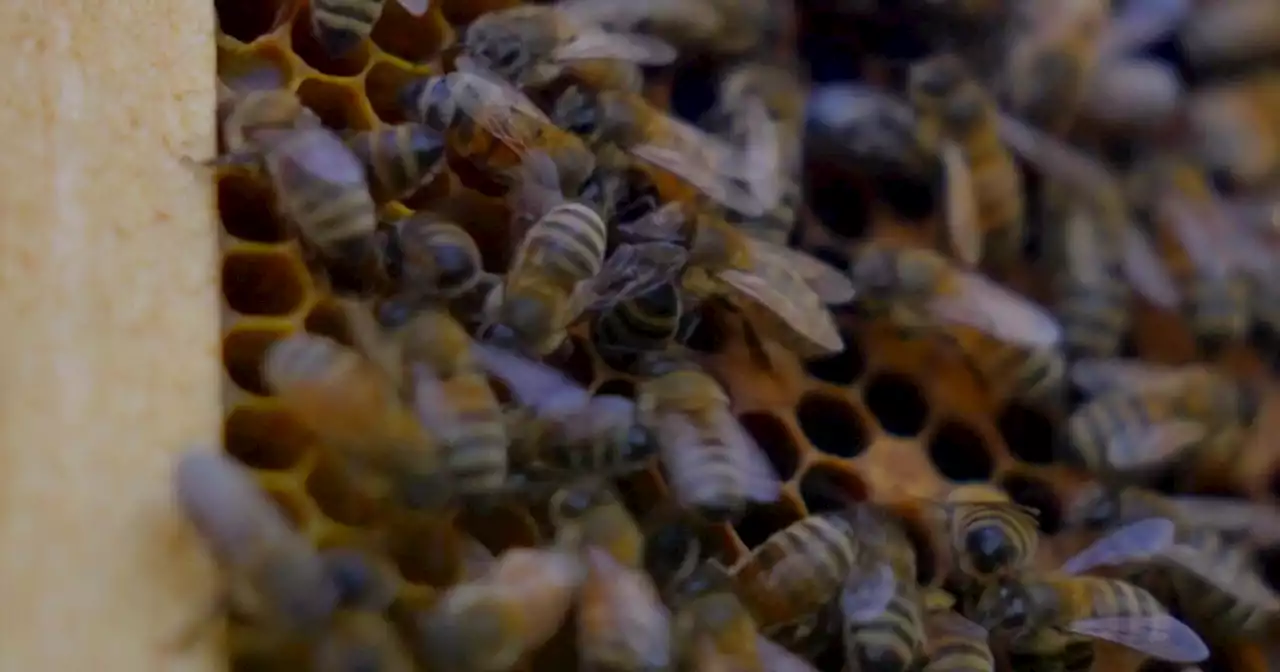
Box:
446;70;552;150
1163;496;1280;547
396;0;430;17
337;298;404;387
271;127;369;185
574;242;689;314
1121;225;1181;309
941;140;983;268
841;562;897;624
1066;614;1209;663
471;343;592;414
617;201;687;242
631;117;767;218
745;239;858;304
1070;358;1204;396
461;534;497;580
755;636;821;672
930;270;1062;347
552;29;678;65
411;363;465;448
998;114;1118;196
739;101;784;210
926;610;990;640
506;150;567;221
714;406;784;503
1159;543;1280;610
718;268;845;357
1104;420;1206;471
1059;517;1176;575
1099;0;1192;59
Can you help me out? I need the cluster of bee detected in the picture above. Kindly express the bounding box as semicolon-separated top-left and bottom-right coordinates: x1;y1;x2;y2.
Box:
198;0;1280;669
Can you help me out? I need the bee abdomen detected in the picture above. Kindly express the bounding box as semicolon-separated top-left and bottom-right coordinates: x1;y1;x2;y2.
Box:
665;436;741;521
1059;284;1130;357
927;637;995;672
847;589;925;672
441;379;508;490
311;0;384;53
524;203;608;284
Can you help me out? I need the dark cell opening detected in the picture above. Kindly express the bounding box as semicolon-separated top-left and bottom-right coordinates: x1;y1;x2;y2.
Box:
999;473;1064;535
222;327;290;395
812;246;851;275
733;500;803;550
997;403;1056;465
680;306;727;354
594;378;636;399
387;516;468;587
370;1;448;64
796;393;869;459
927;419;995;482
222;251;307;316
898;514;940;586
805;328;866;385
224;405;311;471
215;0;285;43
668;57;719;124
799;463;869;513
289;6;372;77
739;412;802;482
303;299;354;346
295;78;374;132
863;371;930;438
874;169;939;222
486;376;513;405
807;170;872;240
365;62;416;125
217;173;288;243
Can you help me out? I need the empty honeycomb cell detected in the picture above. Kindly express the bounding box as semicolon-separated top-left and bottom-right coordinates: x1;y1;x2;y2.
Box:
875;171;940;222
295;77;376;131
997;402;1057;465
215;0;289;44
217;173;288;243
365;62;417;124
796;392;869;458
289;7;373;77
811;245;851;275
927;419;996;482
798;462;869;513
370;2;450;64
304;455;383;527
223;325;292;395
733;497;805;550
555;336;596;388
804;327;866;385
863;370;930;438
738;411;802;482
388;514;469;587
999;472;1064;535
807;168;873;239
223;248;309;315
303;299;354;346
668;58;719;123
457;505;540;555
593;378;635;398
224;403;312;470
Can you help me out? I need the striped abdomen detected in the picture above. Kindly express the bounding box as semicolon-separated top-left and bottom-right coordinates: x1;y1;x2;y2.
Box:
271;140;377;248
394;220;483;299
1065;392;1173;472
440;372;509;492
310;0;386;55
967;337;1064;404
659;409;744;522
924;629;995;672
592;281;683;370
348;124;447;200
1168;530;1277;639
952;502;1039;579
514;203;608;288
845;554;925;672
1081;577;1170;621
1058;270;1131;358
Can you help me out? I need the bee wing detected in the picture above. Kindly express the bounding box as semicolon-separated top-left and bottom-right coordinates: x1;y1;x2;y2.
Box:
1066;614;1209;664
174;448;297;566
396;0;430;17
840;562;898;624
1099;0;1192;59
755;635;821;672
1104;420;1207;471
1162;496;1280;547
1160;195;1233;281
446;70;553;148
574;242;689;314
411;362;465;446
717;268;845;357
617;201;687;243
745;238;858;305
1121;225;1181;310
551;29;678;65
222;65;288;92
1059;517;1177;575
739;101;784;210
271;127;370;186
929;271;1062;347
714;406;784;503
1159;543;1280;610
471;343;592;414
630;120;767;218
998;114;1117;196
1070;358;1202;396
941;140;983;268
580;547;673;667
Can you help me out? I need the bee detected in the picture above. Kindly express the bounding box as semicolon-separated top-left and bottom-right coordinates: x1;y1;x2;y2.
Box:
456;5;676;92
345;124;448;202
940;324;1067;407
309;0;428;57
1079;56;1183;130
174;447;341;638
1071;358;1265;434
840;519;927;672
577;545;674;671
1180;0;1280;73
556;0;788;59
922;611;995;672
415;546;585;671
548;479;646;567
262;331;447;509
473;342;660;481
312;611;417;672
730;506;893;628
805;84;940;189
671;561;767;672
972;517;1209;667
1187;72;1280;190
590;277;685;373
930;484;1042;587
401;68;597;195
216;83;321;159
377;214;486;328
635;353;783;522
641;509;704;599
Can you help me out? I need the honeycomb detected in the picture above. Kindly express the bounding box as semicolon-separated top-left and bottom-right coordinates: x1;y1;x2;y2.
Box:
212;0;1280;670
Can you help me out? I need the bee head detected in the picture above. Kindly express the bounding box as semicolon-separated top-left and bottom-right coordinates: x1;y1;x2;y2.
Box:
552;86;603;138
974;580;1033;635
964;524;1017;576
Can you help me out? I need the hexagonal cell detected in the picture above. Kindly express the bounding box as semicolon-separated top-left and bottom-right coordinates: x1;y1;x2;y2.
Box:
222;249;309;316
370;2;450;64
303;299;355;346
738;412;802;482
288;6;372;77
796;392;869;459
997;402;1057;465
217;172;288;243
457;504;539;554
863;370;930;438
614;466;666;519
295;77;376;131
224;403;312;470
798;462;869;513
365;62;418;125
732;498;804;550
804;327;866;386
927;418;996;482
223;325;292;395
594;378;636;399
215;0;289;44
387;514;468;587
998;472;1064;535
304;454;383;527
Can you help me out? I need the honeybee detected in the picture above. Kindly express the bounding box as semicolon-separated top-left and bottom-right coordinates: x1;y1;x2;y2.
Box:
174;447;341;638
922;611;995;672
401;68;597;195
930;484;1042;587
939;324;1067;406
457;5;676;91
635;353;783;522
1187;72;1280;190
1069;484;1280;550
1180;0;1280;72
1061;383;1209;482
377;214;486;328
216;83;321;159
840;520;927;672
473;342;659;480
578;545;675;671
1079;56;1183;130
671;561;767;672
590;278;685;373
556;0;787;59
312;611;417;672
309;0;428;56
415;546;585;671
263;332;446;509
548;479;646;567
1071;358;1266;432
345;124;448;202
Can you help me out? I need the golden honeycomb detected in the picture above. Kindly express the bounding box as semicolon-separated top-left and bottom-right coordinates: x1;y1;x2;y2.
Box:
212;0;1280;670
